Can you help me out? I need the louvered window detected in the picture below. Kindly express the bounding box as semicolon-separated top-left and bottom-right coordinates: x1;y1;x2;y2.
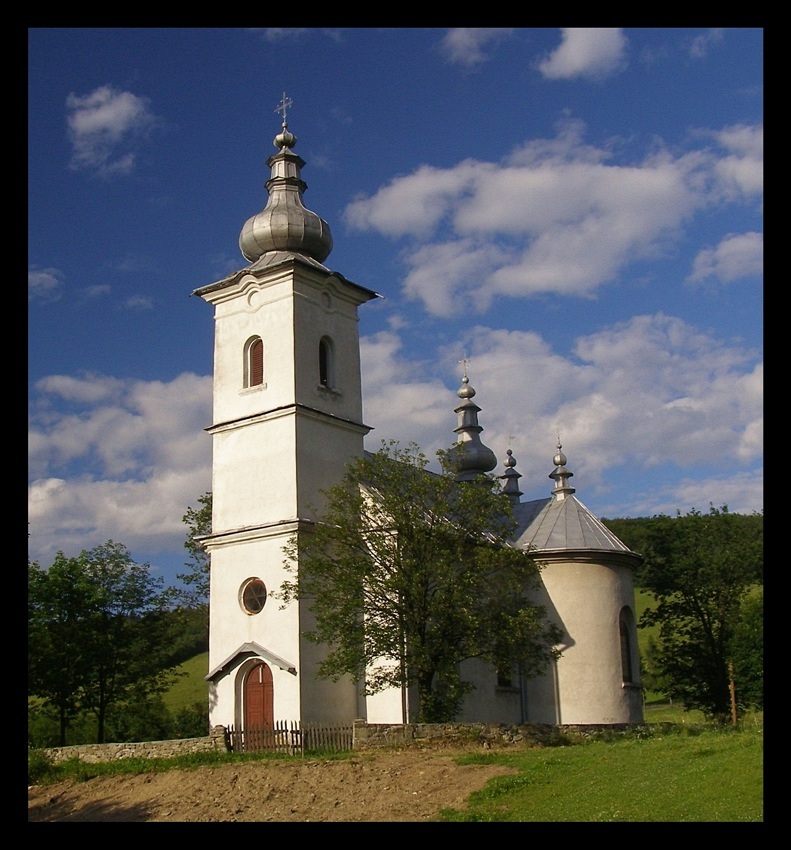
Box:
247;337;264;387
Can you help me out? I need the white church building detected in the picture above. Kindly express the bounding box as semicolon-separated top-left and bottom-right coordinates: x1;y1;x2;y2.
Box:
194;105;644;732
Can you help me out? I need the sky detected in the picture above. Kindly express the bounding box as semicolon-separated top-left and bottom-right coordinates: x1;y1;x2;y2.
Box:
28;28;763;588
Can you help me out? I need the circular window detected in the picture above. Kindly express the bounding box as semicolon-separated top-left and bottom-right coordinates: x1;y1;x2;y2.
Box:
240;578;267;615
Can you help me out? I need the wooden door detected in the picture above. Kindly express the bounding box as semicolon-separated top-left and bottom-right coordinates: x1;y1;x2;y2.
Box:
244;661;274;731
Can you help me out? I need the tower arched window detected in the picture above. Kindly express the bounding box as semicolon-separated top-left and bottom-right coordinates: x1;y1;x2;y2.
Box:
319;336;334;389
245;336;264;388
619;606;636;684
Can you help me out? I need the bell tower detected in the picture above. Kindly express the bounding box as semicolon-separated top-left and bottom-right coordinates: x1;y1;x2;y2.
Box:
194;96;378;730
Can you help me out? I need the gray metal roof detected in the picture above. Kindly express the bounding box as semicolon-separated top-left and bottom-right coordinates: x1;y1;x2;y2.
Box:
513;494;635;555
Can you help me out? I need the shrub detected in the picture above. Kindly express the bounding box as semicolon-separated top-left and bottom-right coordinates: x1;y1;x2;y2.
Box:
28;748;55;785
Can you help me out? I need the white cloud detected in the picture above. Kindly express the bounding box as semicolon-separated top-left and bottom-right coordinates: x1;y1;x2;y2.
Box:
249;28;309;42
28;372;212;566
537;28;628;80
688;28;724;59
687;232;763;283
28;267;64;302
345;161;480;238
346;119;762;316
66;85;159;177
362;314;762;517
124;294;154;310
439;28;515;67
707;124;764;201
623;468;763;519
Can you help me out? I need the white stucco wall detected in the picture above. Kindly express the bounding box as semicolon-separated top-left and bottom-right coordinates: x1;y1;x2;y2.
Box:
524;555;643;725
202;260;373;729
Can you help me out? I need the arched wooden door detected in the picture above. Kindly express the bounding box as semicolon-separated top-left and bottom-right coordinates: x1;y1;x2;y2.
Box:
244;661;274;733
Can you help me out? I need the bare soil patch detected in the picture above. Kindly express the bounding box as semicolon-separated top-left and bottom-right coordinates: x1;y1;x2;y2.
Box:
28;746;515;822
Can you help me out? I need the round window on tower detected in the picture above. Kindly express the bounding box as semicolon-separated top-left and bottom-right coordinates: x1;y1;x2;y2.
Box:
240;578;268;615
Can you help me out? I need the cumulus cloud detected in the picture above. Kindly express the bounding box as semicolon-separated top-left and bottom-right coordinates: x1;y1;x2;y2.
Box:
361;313;762;517
537;28;628;80
66;85;159;177
28;371;212;566
29;267;64;302
439;28;515;67
706;124;764;202
687;232;763;283
345;118;763;317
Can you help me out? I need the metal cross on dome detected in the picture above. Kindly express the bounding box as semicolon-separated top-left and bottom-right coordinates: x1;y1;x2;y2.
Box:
275;92;293;126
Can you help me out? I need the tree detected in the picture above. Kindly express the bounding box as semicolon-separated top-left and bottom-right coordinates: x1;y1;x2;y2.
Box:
172;492;212;652
28;541;181;743
178;491;212;607
278;441;563;723
639;505;763;719
28;556;95;745
728;586;763;711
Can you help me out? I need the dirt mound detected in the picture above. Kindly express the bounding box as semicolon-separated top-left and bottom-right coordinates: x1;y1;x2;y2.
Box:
28;747;515;822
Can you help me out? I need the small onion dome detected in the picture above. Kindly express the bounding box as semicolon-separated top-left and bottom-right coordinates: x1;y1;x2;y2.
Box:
549;441;576;498
450;375;497;481
500;448;523;505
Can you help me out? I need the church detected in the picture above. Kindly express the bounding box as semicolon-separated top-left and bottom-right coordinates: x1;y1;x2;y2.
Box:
194;102;644;733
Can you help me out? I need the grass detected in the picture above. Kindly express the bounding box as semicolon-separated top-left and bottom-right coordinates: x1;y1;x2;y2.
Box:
439;716;763;822
29;718;763;821
162;652;209;712
28;745;355;786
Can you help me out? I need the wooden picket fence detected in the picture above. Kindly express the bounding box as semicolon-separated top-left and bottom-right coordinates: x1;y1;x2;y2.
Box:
227;720;354;756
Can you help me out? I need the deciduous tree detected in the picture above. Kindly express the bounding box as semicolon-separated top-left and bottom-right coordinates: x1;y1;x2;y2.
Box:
278;441;562;723
28;541;180;743
639;505;763;719
178;491;212;607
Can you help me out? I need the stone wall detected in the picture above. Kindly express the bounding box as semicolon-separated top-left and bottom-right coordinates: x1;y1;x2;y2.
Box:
41;721;638;764
42;726;230;765
351;720;629;750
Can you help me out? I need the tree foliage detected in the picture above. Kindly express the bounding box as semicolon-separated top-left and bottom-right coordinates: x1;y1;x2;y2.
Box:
28;541;181;744
638;505;763;718
602;512;763;588
278;441;563;723
178;491;212;606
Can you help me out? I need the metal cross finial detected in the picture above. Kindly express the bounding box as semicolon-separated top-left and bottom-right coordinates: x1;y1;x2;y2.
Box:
458;354;470;378
275;92;293;126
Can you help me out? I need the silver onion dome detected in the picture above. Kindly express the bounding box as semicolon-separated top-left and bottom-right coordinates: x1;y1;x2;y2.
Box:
449;374;498;482
239;103;333;264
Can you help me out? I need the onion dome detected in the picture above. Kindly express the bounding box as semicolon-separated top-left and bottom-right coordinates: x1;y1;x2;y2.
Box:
549;440;576;500
500;448;523;505
239;95;333;264
449;374;497;482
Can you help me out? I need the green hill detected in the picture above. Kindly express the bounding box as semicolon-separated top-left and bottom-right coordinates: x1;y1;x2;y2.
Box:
163;652;209;713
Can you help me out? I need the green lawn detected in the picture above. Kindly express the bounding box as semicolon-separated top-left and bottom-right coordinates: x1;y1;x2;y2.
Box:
440;720;763;822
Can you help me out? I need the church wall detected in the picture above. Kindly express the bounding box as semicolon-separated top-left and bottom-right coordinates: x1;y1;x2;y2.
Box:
207;531;303;726
525;557;643;725
457;658;525;724
297;599;360;723
292;275;367;425
211;414;298;532
209;272;298;424
295;415;367;516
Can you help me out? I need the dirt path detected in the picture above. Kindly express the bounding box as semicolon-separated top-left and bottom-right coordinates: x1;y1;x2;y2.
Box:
28;747;515;822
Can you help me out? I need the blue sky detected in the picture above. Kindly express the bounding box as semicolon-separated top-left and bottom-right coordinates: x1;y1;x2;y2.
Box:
28;28;763;588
